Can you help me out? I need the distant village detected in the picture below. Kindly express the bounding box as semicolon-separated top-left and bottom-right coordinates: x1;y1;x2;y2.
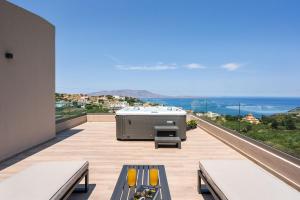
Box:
55;93;158;113
196;112;261;124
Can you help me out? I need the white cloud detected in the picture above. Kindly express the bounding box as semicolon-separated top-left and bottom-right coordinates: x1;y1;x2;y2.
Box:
184;63;206;69
104;54;121;63
116;63;177;71
221;63;241;71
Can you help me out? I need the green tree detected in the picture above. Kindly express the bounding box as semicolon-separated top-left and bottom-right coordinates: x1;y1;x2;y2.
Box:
261;115;272;125
98;99;104;104
271;120;279;129
241;124;252;133
125;96;143;106
106;95;114;100
225;115;238;121
285;118;296;130
72;101;79;107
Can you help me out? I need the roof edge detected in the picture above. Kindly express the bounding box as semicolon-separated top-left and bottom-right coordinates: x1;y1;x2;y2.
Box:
5;0;54;28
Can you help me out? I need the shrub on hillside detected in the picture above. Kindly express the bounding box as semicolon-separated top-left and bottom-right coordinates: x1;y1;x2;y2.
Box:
225;115;239;121
270;120;279;129
241;124;252;133
285;118;296;130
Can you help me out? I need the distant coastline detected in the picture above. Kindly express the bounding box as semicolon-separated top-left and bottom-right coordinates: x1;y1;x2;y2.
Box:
142;97;300;117
144;96;300;99
74;89;300;117
86;89;300;99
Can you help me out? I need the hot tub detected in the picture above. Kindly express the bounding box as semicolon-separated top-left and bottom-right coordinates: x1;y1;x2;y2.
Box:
116;106;187;140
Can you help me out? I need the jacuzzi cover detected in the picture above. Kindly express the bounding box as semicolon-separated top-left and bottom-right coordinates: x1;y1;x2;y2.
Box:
116;106;186;116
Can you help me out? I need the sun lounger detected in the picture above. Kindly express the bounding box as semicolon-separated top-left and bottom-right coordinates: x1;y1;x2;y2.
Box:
198;160;299;200
0;160;89;200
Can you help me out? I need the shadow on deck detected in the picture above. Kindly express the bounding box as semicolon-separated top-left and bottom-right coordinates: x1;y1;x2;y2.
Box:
0;129;84;171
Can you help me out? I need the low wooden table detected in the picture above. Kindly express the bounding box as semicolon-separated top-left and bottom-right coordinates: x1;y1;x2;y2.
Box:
111;165;171;200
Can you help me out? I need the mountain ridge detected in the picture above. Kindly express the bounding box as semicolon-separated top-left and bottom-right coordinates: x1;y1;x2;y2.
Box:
88;89;169;98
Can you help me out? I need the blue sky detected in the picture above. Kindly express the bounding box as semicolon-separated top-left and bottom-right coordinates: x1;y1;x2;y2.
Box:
10;0;300;97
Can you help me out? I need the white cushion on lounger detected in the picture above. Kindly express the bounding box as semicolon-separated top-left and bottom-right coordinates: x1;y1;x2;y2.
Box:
199;160;300;200
0;160;88;200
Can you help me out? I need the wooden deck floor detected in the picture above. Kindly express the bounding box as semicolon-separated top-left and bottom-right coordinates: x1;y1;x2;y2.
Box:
0;122;245;200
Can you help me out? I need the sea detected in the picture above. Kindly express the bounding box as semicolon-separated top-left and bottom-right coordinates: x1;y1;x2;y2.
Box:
141;97;300;118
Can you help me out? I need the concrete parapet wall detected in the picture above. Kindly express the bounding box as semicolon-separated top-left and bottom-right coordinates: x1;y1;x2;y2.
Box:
87;114;116;122
56;115;87;133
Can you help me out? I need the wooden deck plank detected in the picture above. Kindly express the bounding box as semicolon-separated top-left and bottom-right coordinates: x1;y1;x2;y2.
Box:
0;122;244;200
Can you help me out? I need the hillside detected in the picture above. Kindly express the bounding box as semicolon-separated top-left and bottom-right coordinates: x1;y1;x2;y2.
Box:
88;89;168;98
